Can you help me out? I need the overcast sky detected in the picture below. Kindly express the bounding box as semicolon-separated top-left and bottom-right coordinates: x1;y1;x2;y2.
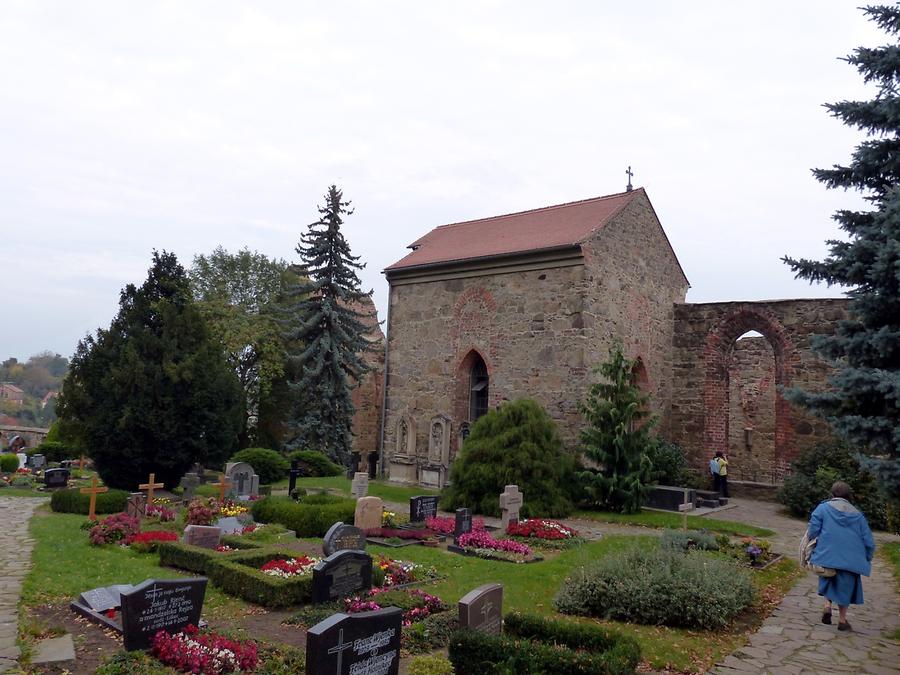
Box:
0;1;882;362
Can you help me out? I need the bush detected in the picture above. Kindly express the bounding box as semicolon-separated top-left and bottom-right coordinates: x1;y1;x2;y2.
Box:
158;539;264;575
448;614;641;675
0;454;19;473
408;655;455;675
250;495;356;537
205;548;314;607
403;612;458;655
89;513;140;545
50;487;129;515
32;441;75;463
441;399;577;517
778;442;888;530
659;529;719;552
645;440;687;485
554;547;753;629
230;448;290;485
287;450;344;477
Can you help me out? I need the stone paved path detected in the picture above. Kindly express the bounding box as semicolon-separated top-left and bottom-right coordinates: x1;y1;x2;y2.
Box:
708;498;900;675
0;497;46;674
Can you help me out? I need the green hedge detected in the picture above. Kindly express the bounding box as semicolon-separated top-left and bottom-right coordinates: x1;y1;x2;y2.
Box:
448;613;641;675
32;441;76;463
251;495;356;538
287;450;344;477
205;548;314;608
158;539;264;574
50;488;130;515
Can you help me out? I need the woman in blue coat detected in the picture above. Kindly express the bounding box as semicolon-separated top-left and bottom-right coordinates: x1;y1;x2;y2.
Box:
807;481;876;631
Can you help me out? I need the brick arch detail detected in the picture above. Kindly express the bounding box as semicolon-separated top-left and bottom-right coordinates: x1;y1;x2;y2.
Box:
703;306;797;473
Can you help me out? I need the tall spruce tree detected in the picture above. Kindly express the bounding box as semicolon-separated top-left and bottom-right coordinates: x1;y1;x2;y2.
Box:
283;185;375;466
783;5;900;494
57;251;243;490
578;344;656;514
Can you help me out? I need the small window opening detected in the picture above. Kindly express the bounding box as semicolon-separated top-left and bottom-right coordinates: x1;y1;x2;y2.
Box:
469;356;489;421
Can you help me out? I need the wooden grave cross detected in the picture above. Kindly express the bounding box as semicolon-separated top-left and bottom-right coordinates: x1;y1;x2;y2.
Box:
79;476;108;521
211;473;232;501
138;473;165;506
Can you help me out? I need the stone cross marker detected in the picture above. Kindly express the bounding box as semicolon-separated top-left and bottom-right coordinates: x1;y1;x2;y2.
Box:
311;550;373;603
225;461;260;499
120;578;207;651
350;472;369;499
499;484;523;529
80;476;108;521
126;492;147;520
409;495;439;523
138;473;165;506
354;496;383;531
458;583;503;635
178;472;200;503
454;508;472;542
323;522;366;556
306;607;402;675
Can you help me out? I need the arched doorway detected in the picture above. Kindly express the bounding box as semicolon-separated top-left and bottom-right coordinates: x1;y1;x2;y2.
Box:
452;349;492;457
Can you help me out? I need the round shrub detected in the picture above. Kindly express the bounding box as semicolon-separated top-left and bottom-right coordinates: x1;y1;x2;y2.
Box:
32;441;75;463
0;454;20;473
554;547;753;629
441;399;577;518
778;442;887;530
230;447;289;485
645;440;687;485
50;487;129;515
287;450;344;477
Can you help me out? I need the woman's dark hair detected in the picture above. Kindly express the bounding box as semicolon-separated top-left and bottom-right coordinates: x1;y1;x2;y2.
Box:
715;451;724;458
831;481;853;499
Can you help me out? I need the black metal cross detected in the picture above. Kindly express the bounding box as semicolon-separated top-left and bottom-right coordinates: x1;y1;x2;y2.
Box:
626;166;634;192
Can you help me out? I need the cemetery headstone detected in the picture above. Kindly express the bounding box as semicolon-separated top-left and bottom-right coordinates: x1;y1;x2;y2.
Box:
78;584;134;614
16;452;27;469
323;522;366;556
306;607;402;675
225;461;259;499
178;472;200;503
454;508;472;542
138;473;165;506
458;583;504;635
29;454;46;471
120;578;207;650
43;467;69;489
499;484;523;529
354;496;383;531
350;472;369;499
288;459;302;497
183;525;222;549
311;550;373;603
126;493;147;520
409;495;439;523
215;516;243;535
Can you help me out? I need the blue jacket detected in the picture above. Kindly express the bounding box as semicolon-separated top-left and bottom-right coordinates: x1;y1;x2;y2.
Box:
808;498;875;576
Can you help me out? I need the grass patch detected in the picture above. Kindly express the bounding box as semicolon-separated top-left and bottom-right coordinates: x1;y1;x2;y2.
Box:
574;509;775;537
20;506;246;621
289;476;439;503
882;542;900;592
0;488;50;498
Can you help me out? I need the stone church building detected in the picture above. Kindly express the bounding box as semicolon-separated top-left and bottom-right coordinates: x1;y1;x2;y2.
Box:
376;188;845;488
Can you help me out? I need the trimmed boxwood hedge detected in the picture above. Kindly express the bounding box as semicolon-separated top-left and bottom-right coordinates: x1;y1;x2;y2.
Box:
251;495;356;538
158;539;264;574
204;547;314;608
50;487;129;515
448;612;640;675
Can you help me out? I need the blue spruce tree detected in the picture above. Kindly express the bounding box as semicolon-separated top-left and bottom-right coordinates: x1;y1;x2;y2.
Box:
283;185;376;466
783;5;900;496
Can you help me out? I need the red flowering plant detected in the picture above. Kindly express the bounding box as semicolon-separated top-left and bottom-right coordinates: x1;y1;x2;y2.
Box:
374;554;440;587
89;513;140;546
345;588;447;627
145;503;176;522
125;530;178;553
214;545;235;553
186;499;220;526
151;624;258;674
456;530;539;563
424;516;485;536
259;555;318;579
505;519;580;549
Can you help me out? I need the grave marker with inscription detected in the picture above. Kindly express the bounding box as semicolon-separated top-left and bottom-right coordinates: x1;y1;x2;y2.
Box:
350;472;369;499
311;550;373;603
306;607;402;675
458;583;503;635
183;525;222;549
43;467;69;488
120;578;207;650
454;508;472;542
409;495;439;523
323;522;366;556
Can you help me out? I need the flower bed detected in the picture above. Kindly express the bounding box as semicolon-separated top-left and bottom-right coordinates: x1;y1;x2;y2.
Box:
126;530;178;553
145;504;176;522
204;548;316;607
451;530;542;563
346;587;447;626
506;519;581;550
151;624;258;674
719;536;780;569
425;516;485;536
260;555;318;578
187;499;220;526
375;554;440;587
89;513;140;546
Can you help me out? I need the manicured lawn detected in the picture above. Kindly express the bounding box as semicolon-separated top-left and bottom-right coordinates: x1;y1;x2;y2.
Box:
289;476;439;503
574;509;775;537
0;488;49;498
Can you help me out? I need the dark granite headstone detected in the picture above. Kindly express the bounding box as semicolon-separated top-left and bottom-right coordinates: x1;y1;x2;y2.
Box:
409;495;439;523
288;459;302;497
311;550;373;603
458;583;503;635
183;525;222;549
454;508;472;541
120;578;207;651
643;485;696;512
323;522;366;556
43;467;69;488
306;607;402;675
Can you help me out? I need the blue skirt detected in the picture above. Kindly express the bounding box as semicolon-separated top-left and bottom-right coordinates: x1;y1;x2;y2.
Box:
818;570;864;606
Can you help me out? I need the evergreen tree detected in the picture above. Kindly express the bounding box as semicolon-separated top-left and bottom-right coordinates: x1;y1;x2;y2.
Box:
57;251;243;490
783;5;900;494
579;344;655;514
283;185;376;466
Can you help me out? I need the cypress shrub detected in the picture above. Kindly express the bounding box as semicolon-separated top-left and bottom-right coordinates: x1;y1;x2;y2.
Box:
0;454;20;473
50;488;129;515
441;399;577;517
287;450;344;477
250;495;356;537
230;448;289;485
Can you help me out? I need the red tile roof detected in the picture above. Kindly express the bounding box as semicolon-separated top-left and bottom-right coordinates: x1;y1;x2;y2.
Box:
385;189;642;272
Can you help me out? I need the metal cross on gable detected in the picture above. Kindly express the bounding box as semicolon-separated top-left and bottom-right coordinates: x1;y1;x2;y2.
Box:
327;627;354;674
626;165;634;192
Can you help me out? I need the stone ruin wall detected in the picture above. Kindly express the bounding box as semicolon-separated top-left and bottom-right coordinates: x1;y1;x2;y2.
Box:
668;299;848;484
727;337;777;483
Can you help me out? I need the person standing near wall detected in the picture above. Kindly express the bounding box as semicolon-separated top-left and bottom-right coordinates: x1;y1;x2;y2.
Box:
715;451;729;498
709;453;721;493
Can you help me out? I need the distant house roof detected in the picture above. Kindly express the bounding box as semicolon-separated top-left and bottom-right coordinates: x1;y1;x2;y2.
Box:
385;189;644;273
0;383;24;394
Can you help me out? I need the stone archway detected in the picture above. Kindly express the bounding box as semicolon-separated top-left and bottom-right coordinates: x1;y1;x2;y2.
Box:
451;347;493;457
702;307;797;479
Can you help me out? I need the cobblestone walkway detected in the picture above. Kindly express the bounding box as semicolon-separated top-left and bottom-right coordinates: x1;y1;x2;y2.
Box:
0;497;46;674
709;498;900;675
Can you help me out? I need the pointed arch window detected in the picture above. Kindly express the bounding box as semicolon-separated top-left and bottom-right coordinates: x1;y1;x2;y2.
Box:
469;355;489;421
